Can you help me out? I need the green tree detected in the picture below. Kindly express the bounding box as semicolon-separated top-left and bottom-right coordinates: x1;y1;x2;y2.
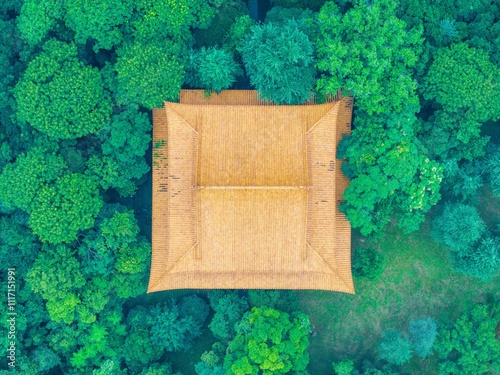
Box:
332;359;355;375
454;235;500;281
30;345;61;373
483;144;500;196
422;43;500;159
130;0;221;43
140;363;183;375
124;306;163;372
64;0;134;50
14;40;112;139
149;296;209;352
223;306;312;375
114;40;185;109
316;0;422;115
187;47;240;93
247;290;300;313
29;173;103;244
239;20;315;104
431;203;486;255
377;329;413;365
17;0;64;45
0;145;67;211
222;15;254;57
208;291;249;342
437;303;500;374
441;159;483;203
339;111;443;235
27;243;85;302
408;317;438;358
88;107;151;196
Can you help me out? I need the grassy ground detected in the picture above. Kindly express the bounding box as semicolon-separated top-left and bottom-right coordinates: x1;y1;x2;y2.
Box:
300;213;500;375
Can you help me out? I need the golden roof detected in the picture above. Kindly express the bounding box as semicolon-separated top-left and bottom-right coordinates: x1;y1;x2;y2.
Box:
148;90;354;293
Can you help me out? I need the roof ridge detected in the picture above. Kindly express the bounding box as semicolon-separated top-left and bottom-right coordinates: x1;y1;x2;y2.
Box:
149;242;199;291
306;101;340;134
305;241;353;292
165;102;198;133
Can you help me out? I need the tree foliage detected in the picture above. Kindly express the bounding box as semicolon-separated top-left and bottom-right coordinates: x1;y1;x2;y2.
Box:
316;0;422;115
187;47;240;93
352;247;385;281
64;0;134;50
437;303;500;374
14;40;112;139
408;317;438;358
208;291;249;342
29;173;103;244
0;144;67;211
339;112;443;235
114;40;185;109
377;329;413;365
431;203;487;255
239;20;315;104
223;306;312;375
149;296;209;352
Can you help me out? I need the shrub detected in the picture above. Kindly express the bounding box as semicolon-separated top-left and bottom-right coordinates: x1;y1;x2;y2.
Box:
352;247;385;281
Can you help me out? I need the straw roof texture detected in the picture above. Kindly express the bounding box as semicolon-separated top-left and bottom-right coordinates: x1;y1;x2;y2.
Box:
149;90;354;293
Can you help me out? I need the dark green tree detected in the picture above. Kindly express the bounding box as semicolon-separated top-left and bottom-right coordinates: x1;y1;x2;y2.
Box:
149;296;209;352
14;40;112;139
208;290;249;342
352;247;385;281
88;107;151;196
483;144;500;197
239;20;315;104
431;203;486;255
454;235;500;281
377;329;412;365
187;47;240;93
64;0;134;50
247;290;300;313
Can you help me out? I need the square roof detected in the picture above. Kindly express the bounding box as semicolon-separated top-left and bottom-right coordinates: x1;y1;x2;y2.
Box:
148;90;354;293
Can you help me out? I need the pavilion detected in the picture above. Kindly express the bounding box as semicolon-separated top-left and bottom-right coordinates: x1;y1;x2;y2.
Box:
148;90;354;293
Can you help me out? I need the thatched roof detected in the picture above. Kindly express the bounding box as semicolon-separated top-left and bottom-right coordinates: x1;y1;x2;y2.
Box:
148;90;354;293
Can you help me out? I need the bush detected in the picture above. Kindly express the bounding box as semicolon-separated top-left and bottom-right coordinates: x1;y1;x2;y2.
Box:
352;247;385;281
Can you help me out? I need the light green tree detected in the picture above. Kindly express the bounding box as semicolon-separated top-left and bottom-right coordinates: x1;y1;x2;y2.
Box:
316;0;423;115
29;173;103;244
223;306;312;375
14;40;112;139
64;0;134;50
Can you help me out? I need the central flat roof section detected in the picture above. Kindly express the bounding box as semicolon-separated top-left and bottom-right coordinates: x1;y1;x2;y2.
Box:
149;90;354;293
